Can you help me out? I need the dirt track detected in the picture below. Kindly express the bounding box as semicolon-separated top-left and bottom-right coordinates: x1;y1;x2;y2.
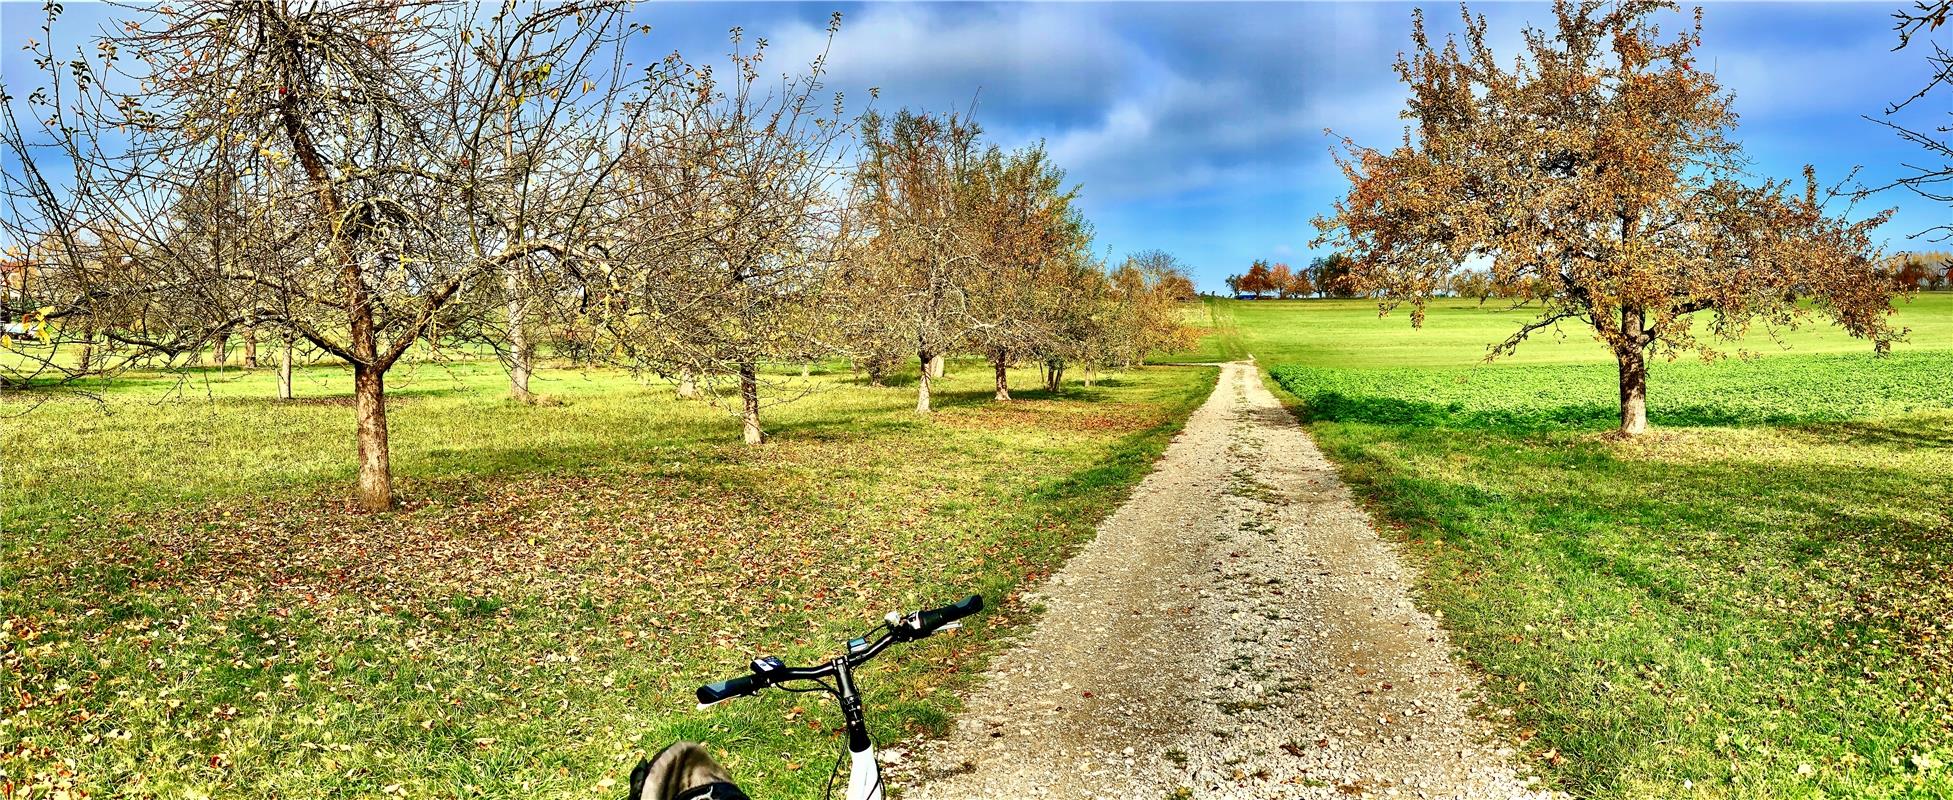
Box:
904;361;1554;799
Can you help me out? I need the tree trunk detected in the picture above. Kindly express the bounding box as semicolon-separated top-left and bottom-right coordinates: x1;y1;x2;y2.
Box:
277;334;294;400
507;340;533;401
800;362;811;379
240;328;258;368
1616;347;1648;436
991;353;1011;402
916;350;933;414
677;369;699;399
505;271;533;402
927;353;945;379
1044;359;1065;393
1615;306;1651;437
279;63;390;510
353;364;392;511
76;324;94;374
740;360;763;445
865;359;886;387
211;332;229;366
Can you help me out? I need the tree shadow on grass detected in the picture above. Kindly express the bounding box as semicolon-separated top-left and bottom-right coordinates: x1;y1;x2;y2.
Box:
1292;391;1874;433
759;376;1151;443
1025;396;1192;503
760;412;922;442
409;439;726;479
1801;416;1953;451
973;384;1120;405
206;384;475;408
1345;419;1950;588
1291;359;1953;798
898;381;1124;410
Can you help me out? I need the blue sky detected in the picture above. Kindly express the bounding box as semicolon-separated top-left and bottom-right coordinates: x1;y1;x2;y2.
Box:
4;1;1947;292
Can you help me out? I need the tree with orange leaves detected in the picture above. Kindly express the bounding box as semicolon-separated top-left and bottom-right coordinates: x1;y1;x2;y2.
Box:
1316;0;1905;436
1239;260;1277;298
1269;263;1295;298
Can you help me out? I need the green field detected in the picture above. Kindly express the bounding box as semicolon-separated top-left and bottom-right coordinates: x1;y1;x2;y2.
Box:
1169;292;1953;367
0;358;1216;799
1195;296;1953;798
8;293;1950;799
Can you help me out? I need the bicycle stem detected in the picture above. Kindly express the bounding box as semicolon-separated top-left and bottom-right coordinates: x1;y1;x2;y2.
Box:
833;654;872;754
831;655;883;800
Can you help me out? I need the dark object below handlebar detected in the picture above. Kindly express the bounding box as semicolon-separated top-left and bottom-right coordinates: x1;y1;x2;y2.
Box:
628;742;750;800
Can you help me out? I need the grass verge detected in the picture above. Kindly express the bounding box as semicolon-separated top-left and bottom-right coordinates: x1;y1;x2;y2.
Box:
1;359;1216;799
1242;296;1953;798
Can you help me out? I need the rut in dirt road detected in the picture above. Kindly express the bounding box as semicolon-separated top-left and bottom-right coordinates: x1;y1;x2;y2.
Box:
903;361;1555;799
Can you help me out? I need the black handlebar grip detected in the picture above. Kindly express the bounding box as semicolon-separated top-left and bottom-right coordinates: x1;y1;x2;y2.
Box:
914;594;983;637
697;673;764;705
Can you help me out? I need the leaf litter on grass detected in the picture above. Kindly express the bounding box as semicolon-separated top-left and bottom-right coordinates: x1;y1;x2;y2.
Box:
1;366;1215;799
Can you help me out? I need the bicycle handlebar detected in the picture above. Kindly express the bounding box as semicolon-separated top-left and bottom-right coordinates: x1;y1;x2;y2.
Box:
697;673;765;706
897;594;984;641
695;594;985;706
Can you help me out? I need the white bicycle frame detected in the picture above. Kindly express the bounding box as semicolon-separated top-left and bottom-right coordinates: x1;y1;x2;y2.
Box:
846;744;882;800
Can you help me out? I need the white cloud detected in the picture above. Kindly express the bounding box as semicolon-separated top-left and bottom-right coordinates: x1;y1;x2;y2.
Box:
1704;35;1936;120
765;4;1141;127
752;3;1423;202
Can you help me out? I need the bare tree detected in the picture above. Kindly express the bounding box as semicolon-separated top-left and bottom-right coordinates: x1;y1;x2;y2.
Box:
830;243;909;389
1103;251;1198;370
849;109;986;414
1;0;662;509
1872;1;1952;245
592;19;852;444
962;142;1089;402
1028;256;1112;392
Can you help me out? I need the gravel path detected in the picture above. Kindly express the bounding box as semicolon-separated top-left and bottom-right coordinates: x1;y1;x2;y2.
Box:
900;361;1556;799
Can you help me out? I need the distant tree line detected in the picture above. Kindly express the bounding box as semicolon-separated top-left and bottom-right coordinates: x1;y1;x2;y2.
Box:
1223;254;1357;299
1888;251;1953;290
0;1;1198;510
1443;270;1555;304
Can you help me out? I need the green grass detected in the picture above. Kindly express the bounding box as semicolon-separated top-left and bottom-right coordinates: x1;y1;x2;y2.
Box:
1215;296;1953;798
1273;351;1953;430
1167;291;1953;367
0;357;1216;799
